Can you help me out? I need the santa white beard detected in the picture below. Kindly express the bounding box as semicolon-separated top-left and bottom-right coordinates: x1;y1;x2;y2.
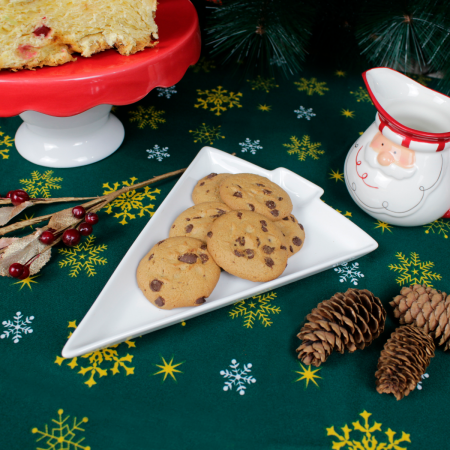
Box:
346;142;443;216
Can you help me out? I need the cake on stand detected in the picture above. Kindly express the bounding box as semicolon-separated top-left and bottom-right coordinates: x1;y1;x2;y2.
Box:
0;0;201;168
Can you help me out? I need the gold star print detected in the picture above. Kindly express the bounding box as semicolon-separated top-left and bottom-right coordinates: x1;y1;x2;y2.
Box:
341;109;355;118
20;213;35;230
12;275;39;290
344;211;352;217
335;209;342;214
374;220;393;233
294;363;321;388
258;104;271;112
329;169;344;182
153;356;184;382
335;70;346;77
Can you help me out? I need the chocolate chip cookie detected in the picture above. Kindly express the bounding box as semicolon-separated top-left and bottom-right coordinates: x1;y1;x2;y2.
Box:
275;214;305;257
207;210;288;282
192;173;231;204
136;237;220;310
169;202;231;243
219;173;292;221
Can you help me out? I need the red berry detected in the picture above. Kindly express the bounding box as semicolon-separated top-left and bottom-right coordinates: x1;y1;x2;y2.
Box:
39;230;55;245
11;189;30;206
72;206;86;219
33;25;51;37
78;222;93;236
85;212;99;225
62;229;81;246
6;190;14;199
9;263;24;278
18;265;30;280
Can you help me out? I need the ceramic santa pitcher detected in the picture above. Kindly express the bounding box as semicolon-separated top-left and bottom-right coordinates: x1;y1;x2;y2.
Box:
345;67;450;226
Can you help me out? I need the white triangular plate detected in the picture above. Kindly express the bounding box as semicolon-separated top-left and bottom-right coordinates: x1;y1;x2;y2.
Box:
63;147;378;358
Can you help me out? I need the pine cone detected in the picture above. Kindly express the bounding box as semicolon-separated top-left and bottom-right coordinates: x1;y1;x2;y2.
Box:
296;288;386;367
390;284;450;350
375;325;435;400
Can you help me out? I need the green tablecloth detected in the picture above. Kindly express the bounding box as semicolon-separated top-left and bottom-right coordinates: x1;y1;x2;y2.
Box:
2;53;449;450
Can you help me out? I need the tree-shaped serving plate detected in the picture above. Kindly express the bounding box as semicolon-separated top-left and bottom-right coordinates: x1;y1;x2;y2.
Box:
0;0;200;168
62;147;378;358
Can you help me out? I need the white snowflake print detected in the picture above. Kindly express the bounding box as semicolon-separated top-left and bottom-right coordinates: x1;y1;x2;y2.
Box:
1;312;34;343
294;106;316;121
239;138;263;155
416;373;430;390
220;359;256;395
334;262;364;286
147;145;170;162
156;85;177;99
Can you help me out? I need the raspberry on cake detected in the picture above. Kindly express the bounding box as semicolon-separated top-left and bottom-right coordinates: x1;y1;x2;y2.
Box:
0;0;158;71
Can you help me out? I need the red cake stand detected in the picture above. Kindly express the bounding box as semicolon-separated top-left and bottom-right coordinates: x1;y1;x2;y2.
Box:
0;0;200;168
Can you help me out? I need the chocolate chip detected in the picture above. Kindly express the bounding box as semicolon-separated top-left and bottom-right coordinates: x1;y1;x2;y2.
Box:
186;218;191;221
207;173;217;179
155;297;165;307
299;223;304;230
280;245;287;250
290;246;293;253
148;254;154;261
192;216;202;219
235;236;245;246
263;245;275;254
233;191;243;198
248;204;255;211
234;250;243;257
245;249;254;259
278;197;283;201
270;209;279;217
201;244;207;250
217;209;227;215
256;183;265;187
256;237;261;247
265;257;274;268
293;237;302;246
200;182;205;186
157;240;165;245
266;201;276;210
207;231;213;238
291;216;295;223
172;225;175;228
263;189;272;195
150;279;163;292
260;220;268;232
236;184;242;189
200;254;209;264
237;212;242;219
282;217;289;221
185;224;194;233
195;297;206;304
178;253;198;264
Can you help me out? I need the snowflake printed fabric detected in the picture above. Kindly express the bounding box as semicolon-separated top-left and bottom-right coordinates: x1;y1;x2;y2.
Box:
239;138;262;155
334;262;364;286
147;145;170;162
294;106;316;121
416;373;429;390
1;312;34;343
220;359;256;395
156;86;177;99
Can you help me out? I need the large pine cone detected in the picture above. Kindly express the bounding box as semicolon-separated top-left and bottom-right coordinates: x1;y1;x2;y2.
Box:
375;325;435;400
390;284;450;350
296;289;386;367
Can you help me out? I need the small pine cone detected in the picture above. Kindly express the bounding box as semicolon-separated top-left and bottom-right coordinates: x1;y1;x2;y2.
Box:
375;325;435;400
296;288;386;367
390;284;450;350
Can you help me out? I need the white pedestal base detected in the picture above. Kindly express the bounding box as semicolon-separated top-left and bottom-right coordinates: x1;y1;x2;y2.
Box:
15;105;125;168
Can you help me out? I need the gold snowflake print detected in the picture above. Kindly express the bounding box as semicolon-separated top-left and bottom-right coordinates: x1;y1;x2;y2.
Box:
189;123;225;145
350;86;373;103
102;177;161;225
374;220;393;233
284;135;324;161
153;355;184;382
229;292;280;328
258;104;271;112
424;219;450;239
129;105;166;129
32;409;91;450
329;169;344;182
294;363;321;389
294;77;329;96
0;127;13;160
55;321;136;387
195;85;243;115
327;410;411;450
247;76;279;93
58;235;107;277
20;170;63;198
389;252;442;287
335;70;346;77
191;56;216;73
341;109;355;118
12;274;39;290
